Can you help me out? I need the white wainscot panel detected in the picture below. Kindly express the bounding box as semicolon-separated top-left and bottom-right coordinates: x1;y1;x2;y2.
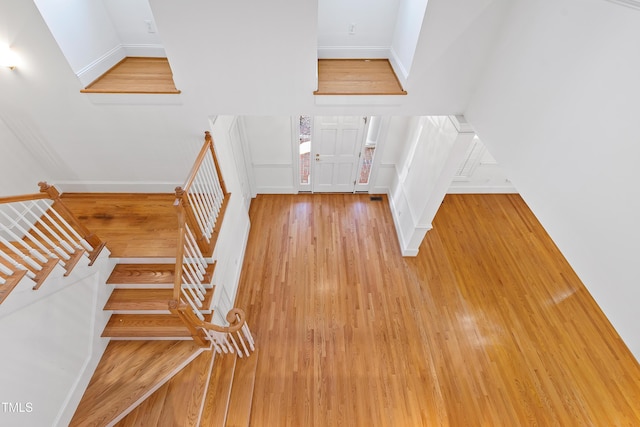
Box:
253;164;295;194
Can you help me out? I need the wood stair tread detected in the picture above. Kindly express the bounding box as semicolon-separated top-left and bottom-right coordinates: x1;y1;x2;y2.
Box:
104;288;214;312
226;348;259;427
102;313;206;338
200;352;238;426
114;349;214;427
70;340;203;427
107;263;176;285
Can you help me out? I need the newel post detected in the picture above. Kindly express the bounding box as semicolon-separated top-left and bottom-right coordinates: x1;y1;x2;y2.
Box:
169;299;209;347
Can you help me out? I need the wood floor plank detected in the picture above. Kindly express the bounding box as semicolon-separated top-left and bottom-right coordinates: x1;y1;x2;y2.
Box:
234;193;640;427
61;193;178;258
314;59;407;95
102;314;193;338
107;264;176;285
200;352;238;427
105;288;213;312
81;57;181;94
226;349;259;427
70;340;202;426
114;349;214;427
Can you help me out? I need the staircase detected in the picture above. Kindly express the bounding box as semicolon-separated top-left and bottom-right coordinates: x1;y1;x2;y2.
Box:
0;132;257;426
67;132;257;426
102;262;214;339
67;261;259;426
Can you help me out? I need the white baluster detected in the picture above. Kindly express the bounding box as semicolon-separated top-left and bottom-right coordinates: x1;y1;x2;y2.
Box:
46;204;93;252
21;202;74;255
0;235;42;271
187;192;209;241
0;209;58;261
31;200;78;252
0;249;35;279
185;225;207;275
0;223;48;264
11;204;70;260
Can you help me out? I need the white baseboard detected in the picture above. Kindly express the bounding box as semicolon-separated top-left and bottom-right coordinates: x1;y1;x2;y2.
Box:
255;186;297;194
318;46;390;59
122;44;166;57
75;44;166;88
389;47;409;88
76;45;126;87
54;181;181;194
447;184;518;194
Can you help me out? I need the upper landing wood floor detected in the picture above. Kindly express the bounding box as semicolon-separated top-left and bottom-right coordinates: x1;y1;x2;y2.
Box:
80;57;405;96
80;57;181;94
314;59;407;95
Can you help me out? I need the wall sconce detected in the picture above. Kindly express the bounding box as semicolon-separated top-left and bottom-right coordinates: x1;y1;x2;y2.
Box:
0;46;18;70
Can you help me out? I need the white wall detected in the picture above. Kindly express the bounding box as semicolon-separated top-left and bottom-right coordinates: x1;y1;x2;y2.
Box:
0;0;210;197
103;0;163;47
149;0;511;116
389;0;429;84
33;0;124;86
242;116;297;194
0;115;55;196
317;0;401;58
448;137;516;193
0;251;114;427
465;0;640;358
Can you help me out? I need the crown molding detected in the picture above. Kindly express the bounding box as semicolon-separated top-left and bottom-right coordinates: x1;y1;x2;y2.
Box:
605;0;640;10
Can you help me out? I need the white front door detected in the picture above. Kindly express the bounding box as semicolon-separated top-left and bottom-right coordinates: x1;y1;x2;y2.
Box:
312;116;366;192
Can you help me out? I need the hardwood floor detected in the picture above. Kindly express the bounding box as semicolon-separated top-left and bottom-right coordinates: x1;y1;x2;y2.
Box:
314;59;407;95
62;192;640;425
61;193;178;258
235;193;640;426
80;57;181;94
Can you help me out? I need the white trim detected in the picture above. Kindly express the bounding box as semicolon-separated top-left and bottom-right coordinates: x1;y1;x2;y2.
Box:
314;95;404;106
75;45;126;87
54;181;181;194
236;117;257;198
447;184;517;194
389;47;409;87
317;46;390;59
75;44;167;88
105;348;205;426
83;93;183;105
605;0;640;10
121;44;166;57
254;186;297;194
448;115;475;133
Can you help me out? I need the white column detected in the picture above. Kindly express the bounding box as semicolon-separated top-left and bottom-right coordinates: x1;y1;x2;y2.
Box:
389;115;474;256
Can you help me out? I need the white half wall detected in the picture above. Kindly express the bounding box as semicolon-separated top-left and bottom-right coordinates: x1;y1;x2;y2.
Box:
209;116;252;313
465;0;640;359
0;250;114;427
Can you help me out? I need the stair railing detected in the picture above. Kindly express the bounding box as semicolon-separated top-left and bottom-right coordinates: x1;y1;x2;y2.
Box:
0;183;106;303
169;301;255;357
171;131;254;354
174;131;230;258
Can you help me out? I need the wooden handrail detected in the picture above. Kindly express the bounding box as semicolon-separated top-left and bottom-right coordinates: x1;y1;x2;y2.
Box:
169;300;247;334
173;203;186;302
0;193;49;204
38;182;106;265
205;131;227;195
0;182;107;300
